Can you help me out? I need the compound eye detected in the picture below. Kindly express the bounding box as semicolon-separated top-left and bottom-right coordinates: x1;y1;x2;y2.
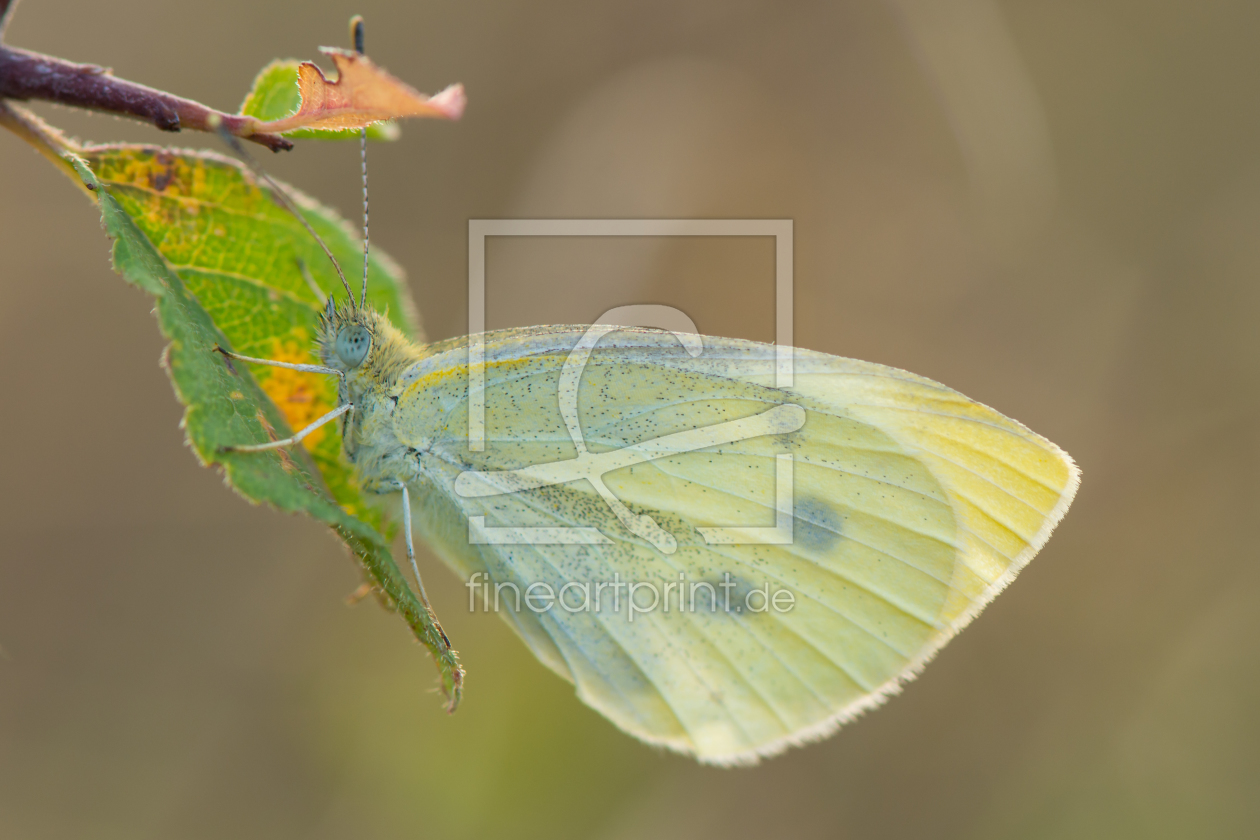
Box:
335;325;371;368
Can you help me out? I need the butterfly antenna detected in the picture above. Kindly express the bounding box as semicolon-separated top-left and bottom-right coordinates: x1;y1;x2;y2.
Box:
210;118;357;308
352;14;370;309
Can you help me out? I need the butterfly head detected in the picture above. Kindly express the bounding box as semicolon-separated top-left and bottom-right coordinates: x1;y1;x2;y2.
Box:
317;296;421;388
319;296;376;372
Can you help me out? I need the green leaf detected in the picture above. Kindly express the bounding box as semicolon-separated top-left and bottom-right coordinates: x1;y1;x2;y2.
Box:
240;60;401;140
66;149;462;708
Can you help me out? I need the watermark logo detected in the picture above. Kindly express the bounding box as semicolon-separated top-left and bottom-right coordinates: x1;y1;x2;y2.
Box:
459;220;796;555
466;571;797;620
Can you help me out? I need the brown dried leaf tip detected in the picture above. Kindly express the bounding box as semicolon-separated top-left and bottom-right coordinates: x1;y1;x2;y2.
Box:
253;48;465;135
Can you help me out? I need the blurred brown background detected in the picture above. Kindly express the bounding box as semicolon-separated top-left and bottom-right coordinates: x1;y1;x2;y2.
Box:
2;0;1258;837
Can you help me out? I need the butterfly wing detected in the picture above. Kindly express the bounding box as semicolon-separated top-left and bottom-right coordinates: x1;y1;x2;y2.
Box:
393;327;1079;764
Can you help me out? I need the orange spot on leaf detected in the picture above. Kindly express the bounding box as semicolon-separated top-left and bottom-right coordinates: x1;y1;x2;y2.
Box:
256;337;335;451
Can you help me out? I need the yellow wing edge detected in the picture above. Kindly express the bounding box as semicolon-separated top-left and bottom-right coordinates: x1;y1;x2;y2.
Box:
690;424;1080;766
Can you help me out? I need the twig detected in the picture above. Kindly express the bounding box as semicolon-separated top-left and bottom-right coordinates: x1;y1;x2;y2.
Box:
0;44;292;151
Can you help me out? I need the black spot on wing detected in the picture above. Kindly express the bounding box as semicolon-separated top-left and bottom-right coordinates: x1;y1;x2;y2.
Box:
793;496;843;554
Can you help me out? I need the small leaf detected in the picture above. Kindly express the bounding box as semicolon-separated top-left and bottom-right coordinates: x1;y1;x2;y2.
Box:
250;49;464;136
240;60;400;141
63;148;463;708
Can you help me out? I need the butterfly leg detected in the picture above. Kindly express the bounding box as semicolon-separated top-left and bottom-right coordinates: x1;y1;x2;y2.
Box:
399;482;430;604
213;345;342;377
221;402;353;453
213;345;350;453
400;482;451;649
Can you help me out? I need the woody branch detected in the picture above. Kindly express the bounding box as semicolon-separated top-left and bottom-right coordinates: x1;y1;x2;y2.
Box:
0;1;291;151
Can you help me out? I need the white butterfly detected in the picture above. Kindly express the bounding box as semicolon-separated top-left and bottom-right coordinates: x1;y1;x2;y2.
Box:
225;299;1078;765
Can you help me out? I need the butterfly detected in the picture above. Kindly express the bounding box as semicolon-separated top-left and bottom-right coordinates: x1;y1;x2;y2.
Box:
220;285;1078;764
